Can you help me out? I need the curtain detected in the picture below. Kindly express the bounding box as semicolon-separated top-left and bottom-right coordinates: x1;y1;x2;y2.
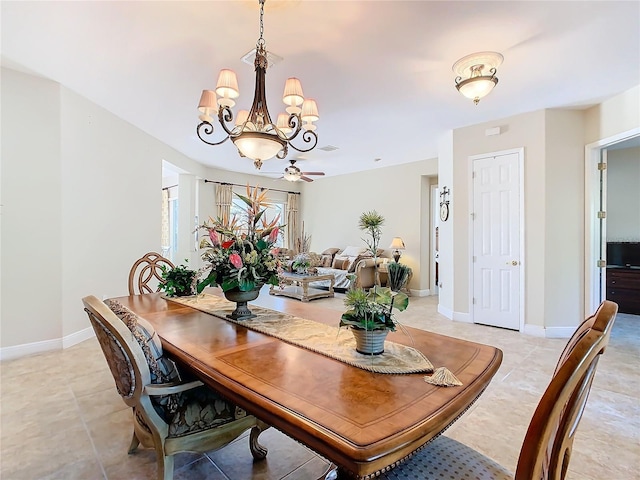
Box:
215;183;233;222
286;193;300;252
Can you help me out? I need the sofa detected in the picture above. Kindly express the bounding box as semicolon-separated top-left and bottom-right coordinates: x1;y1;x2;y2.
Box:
306;246;391;290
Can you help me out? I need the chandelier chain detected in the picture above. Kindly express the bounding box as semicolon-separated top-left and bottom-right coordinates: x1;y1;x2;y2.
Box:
258;0;266;46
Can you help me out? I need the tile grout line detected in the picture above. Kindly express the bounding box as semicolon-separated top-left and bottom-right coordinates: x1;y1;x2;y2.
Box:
71;385;109;480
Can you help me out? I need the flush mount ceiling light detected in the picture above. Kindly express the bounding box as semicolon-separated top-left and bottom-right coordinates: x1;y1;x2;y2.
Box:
453;51;503;105
196;0;319;170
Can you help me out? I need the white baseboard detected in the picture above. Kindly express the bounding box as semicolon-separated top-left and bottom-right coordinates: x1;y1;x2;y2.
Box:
437;304;453;319
523;324;546;337
0;327;95;361
62;327;95;348
411;288;431;297
0;338;61;361
544;326;574;339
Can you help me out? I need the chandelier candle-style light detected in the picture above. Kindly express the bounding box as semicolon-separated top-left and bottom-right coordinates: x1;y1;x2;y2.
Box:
453;51;503;105
196;0;319;170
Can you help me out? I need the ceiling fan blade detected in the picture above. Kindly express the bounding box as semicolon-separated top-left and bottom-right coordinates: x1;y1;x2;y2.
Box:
300;176;314;182
301;172;325;176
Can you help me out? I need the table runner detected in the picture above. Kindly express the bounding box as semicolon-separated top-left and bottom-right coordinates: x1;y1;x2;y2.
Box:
166;294;434;375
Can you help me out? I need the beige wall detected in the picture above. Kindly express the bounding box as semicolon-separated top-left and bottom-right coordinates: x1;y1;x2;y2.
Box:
0;67;297;355
607;146;640;241
585;85;640;144
300;159;438;292
449;110;546;325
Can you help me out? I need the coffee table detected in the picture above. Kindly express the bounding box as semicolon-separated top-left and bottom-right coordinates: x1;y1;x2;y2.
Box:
113;292;502;479
270;271;335;301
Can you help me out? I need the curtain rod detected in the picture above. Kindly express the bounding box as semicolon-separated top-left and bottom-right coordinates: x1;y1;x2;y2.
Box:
203;179;300;195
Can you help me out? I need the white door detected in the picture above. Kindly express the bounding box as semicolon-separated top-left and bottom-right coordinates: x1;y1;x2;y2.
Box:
471;150;522;330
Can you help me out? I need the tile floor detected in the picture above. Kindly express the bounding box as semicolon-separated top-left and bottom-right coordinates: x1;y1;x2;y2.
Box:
1;294;638;479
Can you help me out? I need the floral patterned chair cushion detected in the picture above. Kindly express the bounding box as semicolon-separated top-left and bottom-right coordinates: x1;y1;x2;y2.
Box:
105;299;243;436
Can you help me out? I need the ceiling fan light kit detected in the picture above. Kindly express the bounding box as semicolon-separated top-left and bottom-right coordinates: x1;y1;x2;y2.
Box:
453;51;503;105
281;159;325;183
196;0;319;170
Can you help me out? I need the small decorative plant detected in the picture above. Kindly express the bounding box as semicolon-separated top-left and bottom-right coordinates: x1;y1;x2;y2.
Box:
291;252;311;273
160;261;199;297
339;286;409;332
387;262;412;292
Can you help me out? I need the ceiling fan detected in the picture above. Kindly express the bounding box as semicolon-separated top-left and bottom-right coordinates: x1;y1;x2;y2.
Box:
278;159;325;182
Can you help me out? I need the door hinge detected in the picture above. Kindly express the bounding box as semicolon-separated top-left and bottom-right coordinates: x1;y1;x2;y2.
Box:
597;162;607;171
470;212;476;220
597;259;606;268
472;171;476;178
597;211;606;219
472;297;476;304
472;256;476;262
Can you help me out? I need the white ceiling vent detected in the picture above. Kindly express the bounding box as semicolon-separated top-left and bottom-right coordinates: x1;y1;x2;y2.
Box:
318;145;339;152
241;49;283;68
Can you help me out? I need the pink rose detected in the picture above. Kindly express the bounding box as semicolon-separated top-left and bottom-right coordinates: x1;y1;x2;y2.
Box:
229;253;243;269
268;227;279;243
209;229;220;246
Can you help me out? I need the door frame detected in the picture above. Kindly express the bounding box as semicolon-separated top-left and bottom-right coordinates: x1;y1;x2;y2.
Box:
584;127;640;315
468;147;525;331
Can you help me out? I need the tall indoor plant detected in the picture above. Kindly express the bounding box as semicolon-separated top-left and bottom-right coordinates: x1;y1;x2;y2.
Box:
358;210;385;286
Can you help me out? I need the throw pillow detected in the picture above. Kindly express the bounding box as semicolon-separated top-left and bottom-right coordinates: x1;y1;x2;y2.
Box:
105;299;180;384
308;252;323;267
320;254;333;267
342;245;367;257
348;253;372;273
332;256;349;270
321;247;340;256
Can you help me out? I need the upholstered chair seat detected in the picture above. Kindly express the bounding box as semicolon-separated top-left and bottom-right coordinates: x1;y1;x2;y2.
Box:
378;301;617;480
83;295;269;480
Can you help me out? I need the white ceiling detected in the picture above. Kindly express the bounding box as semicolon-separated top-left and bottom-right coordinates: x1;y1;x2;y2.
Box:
2;1;639;179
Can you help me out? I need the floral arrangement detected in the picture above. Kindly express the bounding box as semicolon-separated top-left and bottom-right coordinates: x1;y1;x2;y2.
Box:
291;252;311;273
197;185;283;293
339;286;409;332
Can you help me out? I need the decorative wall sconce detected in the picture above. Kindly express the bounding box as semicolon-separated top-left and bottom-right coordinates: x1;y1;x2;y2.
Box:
453;51;503;105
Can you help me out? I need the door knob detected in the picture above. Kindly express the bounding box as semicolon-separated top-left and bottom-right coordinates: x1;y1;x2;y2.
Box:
506;260;520;266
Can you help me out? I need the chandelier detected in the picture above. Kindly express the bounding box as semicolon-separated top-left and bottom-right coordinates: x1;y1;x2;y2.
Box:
453;51;503;105
196;0;319;170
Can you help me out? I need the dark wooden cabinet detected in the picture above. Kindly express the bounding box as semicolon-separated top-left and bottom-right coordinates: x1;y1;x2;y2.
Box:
606;267;640;315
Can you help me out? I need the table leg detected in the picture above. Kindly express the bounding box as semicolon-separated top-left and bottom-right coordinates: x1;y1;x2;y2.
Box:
302;280;309;302
329;275;335;297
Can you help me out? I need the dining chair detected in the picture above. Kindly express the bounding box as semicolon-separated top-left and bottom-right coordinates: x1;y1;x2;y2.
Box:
378;300;618;480
128;252;174;295
82;295;269;480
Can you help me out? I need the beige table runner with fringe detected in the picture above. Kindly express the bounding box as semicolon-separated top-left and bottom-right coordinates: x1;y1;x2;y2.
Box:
167;293;434;375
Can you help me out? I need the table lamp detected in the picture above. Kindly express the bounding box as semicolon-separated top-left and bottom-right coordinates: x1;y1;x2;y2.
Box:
389;237;405;263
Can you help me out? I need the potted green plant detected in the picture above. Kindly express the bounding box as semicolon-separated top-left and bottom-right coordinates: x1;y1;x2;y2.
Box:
358;210;385;286
159;261;198;297
291;252;311;274
339;286;409;354
387;262;412;292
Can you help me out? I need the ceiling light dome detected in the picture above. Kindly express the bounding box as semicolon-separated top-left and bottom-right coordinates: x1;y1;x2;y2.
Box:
453;51;503;105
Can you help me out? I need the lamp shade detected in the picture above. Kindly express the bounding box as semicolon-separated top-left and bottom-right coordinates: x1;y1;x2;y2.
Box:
215;69;240;105
235;109;250;126
456;76;498;102
276;113;293;134
283;77;304;107
198;90;217;112
301;98;319;123
389;237;405;250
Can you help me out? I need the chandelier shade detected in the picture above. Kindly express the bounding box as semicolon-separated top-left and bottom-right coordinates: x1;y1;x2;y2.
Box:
453;51;503;105
196;0;319;170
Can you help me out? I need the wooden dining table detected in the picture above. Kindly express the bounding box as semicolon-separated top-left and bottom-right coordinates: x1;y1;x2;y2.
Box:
113;290;502;479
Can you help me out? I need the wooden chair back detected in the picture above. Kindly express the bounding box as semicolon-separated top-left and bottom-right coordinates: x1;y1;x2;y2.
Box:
514;300;618;480
128;252;174;295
